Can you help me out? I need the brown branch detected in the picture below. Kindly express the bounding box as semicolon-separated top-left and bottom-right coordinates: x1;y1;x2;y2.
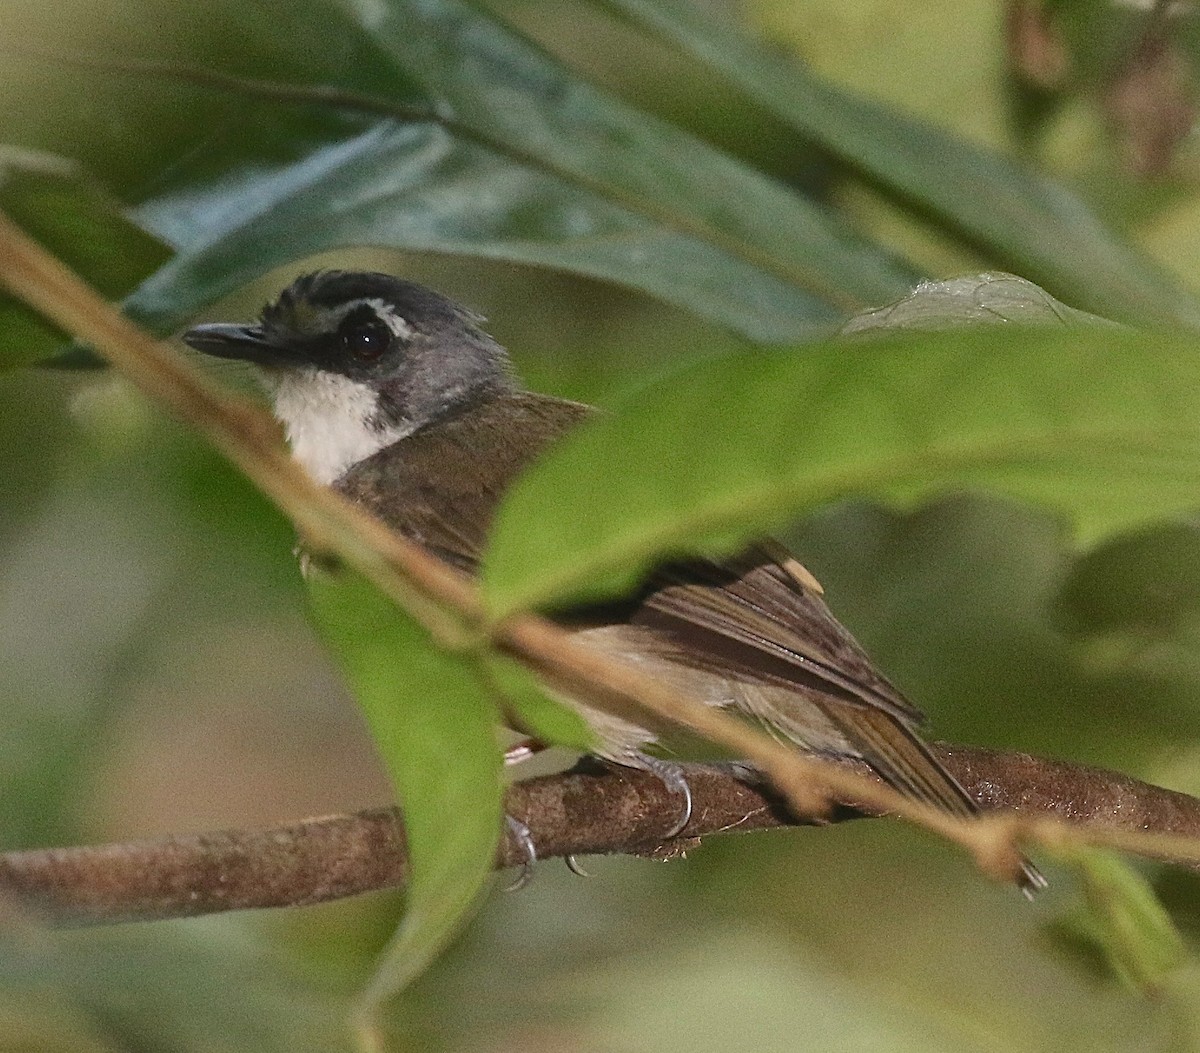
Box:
6;745;1200;927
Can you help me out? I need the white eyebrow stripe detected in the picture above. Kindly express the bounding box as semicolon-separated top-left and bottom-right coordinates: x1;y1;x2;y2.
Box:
360;298;415;340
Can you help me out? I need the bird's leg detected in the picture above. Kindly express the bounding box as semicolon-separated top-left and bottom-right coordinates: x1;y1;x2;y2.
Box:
505;738;583;886
503;814;537;892
629;753;694;838
501;740;544;889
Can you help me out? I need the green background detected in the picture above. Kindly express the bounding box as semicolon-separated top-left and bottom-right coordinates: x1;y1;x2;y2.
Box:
5;0;1200;1049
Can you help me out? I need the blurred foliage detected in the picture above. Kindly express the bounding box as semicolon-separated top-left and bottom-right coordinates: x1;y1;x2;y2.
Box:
1048;847;1186;994
0;149;170;368
3;0;1200;1051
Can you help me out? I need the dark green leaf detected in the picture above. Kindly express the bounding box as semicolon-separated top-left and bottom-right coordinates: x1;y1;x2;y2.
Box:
127;107;833;343
74;0;924;339
1056;520;1200;637
483;326;1200;615
316;0;916;304
306;569;504;1006
0;147;172;369
595;0;1200;328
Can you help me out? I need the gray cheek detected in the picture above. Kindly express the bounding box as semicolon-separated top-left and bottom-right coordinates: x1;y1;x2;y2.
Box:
369;331;512;430
372;364;421;430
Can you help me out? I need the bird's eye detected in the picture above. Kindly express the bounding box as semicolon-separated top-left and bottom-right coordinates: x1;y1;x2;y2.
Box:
338;314;394;362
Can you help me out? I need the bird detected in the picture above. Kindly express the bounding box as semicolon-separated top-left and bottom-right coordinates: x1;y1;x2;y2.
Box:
183;269;1044;895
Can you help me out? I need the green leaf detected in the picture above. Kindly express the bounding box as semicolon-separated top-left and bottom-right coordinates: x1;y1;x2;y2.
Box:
306;569;504;1009
483;325;1200;615
595;0;1200;329
61;0;924;340
126;107;834;344
317;0;915;304
486;656;597;754
0;147;172;369
1048;847;1186;993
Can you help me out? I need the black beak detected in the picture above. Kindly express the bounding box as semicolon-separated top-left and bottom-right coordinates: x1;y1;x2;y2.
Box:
182;323;289;366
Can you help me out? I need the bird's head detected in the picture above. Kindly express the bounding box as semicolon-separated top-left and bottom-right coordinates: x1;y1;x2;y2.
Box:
183;270;513;483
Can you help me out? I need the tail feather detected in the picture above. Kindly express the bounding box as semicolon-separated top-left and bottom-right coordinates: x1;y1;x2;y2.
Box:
820;703;1046;896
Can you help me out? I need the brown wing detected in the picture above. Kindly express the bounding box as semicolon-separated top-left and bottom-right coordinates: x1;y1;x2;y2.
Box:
639;550;925;725
631;553;1049;890
628;548;982;820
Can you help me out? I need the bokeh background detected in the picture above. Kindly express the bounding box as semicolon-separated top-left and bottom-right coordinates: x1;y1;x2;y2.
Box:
5;1;1200;1049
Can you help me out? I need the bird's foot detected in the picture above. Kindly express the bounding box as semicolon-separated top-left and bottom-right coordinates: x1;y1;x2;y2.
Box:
506;740;592;879
631;754;693;838
503;814;537;892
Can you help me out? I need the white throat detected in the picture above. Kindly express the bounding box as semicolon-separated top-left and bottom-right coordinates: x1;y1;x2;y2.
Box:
269;370;412;485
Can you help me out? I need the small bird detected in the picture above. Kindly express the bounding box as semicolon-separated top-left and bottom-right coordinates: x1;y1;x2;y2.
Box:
184;270;1044;894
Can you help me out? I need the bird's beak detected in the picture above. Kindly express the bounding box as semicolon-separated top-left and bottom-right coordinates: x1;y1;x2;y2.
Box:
182;323;290;366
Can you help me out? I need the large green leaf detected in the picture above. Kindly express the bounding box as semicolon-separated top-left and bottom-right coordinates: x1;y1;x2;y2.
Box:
315;0;913;302
0;147;171;369
483;325;1200;615
306;569;504;1013
78;0;926;340
595;0;1200;328
128;107;833;343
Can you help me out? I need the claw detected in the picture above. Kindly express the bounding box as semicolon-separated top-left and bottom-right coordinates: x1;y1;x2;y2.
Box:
635;754;693;838
564;855;592;878
503;815;537;892
504;737;547;767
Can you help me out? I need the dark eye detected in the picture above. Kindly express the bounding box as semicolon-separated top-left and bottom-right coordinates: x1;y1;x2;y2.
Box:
338;314;393;362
